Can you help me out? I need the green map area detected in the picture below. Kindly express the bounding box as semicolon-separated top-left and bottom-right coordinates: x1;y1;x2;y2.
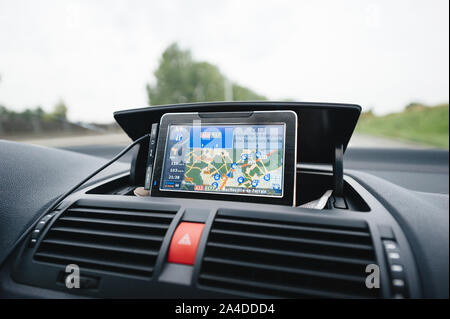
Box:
183;148;283;195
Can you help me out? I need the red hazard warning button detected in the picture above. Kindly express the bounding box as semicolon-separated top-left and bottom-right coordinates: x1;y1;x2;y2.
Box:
168;222;205;265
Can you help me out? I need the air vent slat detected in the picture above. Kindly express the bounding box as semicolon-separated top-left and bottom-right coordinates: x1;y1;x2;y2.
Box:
50;226;165;242
206;242;373;265
203;256;365;283
68;207;175;220
214;217;371;238
199;213;380;298
42;238;160;256
210;229;373;251
58;216;170;230
34;204;176;278
35;251;154;274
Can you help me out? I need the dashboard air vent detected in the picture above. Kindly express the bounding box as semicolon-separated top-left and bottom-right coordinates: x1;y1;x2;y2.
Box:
199;213;380;298
34;204;176;278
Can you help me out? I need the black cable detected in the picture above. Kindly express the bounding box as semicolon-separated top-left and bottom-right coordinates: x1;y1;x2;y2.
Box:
48;133;151;212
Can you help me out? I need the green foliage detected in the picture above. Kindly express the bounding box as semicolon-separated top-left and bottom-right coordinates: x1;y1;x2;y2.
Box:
147;43;266;105
405;102;426;110
51;100;68;120
359;109;375;119
232;84;265;101
356;103;449;148
1;105;45;119
0;101;67;122
0;100;72;137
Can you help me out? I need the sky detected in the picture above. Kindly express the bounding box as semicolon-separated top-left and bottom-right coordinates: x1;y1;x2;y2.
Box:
0;0;448;123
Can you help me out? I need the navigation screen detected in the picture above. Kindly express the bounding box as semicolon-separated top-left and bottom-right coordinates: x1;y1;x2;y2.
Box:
160;124;285;197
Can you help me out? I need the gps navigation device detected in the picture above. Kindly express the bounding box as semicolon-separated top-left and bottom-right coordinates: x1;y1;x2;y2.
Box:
150;111;298;206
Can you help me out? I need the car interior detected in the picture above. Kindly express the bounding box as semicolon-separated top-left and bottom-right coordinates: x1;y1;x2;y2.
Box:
0;101;448;299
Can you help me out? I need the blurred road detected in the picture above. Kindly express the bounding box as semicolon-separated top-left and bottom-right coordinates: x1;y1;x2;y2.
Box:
348;134;431;149
10;132;131;148
8;132;430;149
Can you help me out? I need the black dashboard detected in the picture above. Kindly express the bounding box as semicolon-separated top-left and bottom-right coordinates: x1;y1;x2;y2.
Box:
0;102;448;299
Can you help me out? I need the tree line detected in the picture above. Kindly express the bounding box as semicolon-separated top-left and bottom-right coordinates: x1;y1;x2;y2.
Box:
147;43;266;105
0;101;72;136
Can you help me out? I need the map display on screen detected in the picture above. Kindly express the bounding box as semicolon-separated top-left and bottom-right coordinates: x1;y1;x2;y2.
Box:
160;124;285;197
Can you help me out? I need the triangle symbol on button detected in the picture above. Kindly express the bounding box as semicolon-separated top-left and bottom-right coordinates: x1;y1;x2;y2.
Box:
178;233;191;246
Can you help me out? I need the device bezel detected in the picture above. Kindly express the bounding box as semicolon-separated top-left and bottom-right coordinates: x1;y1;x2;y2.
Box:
150;110;297;206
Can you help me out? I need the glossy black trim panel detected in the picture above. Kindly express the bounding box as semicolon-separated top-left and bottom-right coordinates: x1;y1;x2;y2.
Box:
114;101;361;164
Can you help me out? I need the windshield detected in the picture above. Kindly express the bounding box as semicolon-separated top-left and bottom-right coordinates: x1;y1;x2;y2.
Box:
0;0;448;151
